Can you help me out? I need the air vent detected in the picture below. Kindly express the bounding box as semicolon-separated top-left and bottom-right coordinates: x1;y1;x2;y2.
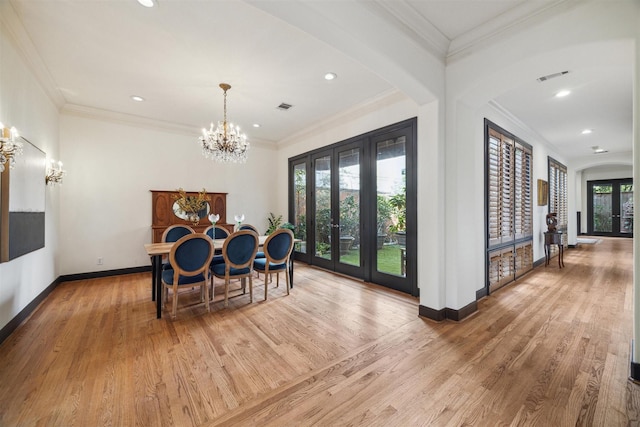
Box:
537;71;569;82
277;103;293;110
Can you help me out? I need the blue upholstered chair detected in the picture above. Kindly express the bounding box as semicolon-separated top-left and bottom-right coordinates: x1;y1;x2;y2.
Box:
204;225;230;240
161;224;195;270
161;234;214;318
211;230;259;307
253;228;294;300
203;225;229;267
239;224;259;234
162;224;195;242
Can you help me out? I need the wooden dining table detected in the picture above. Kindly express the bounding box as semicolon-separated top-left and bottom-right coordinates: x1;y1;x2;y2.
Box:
144;236;297;319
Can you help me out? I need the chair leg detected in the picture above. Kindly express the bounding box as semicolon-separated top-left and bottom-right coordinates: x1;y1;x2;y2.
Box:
203;281;210;312
249;275;253;303
285;267;290;295
263;268;269;300
224;278;230;308
171;284;178;318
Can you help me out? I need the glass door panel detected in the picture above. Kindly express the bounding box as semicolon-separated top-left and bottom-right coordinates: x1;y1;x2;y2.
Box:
338;148;360;267
592;184;613;233
292;162;307;254
313;154;332;262
375;136;406;278
621;183;633;234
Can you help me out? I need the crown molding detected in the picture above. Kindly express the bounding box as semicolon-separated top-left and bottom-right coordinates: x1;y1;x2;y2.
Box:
61;103;277;149
277;89;410;148
1;1;66;108
447;0;575;63
366;0;449;61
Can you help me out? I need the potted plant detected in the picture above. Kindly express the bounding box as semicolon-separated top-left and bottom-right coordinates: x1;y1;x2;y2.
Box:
266;212;283;234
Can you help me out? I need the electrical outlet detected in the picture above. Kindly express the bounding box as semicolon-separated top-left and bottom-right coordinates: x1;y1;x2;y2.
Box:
97;257;103;265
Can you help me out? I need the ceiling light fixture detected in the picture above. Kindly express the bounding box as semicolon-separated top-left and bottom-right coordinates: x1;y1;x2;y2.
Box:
137;0;155;7
324;72;337;81
131;95;145;102
252;123;261;128
581;129;593;134
0;123;23;172
199;83;249;163
555;90;571;98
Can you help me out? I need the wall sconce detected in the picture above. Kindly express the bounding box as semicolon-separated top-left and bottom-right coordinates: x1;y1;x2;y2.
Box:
45;159;65;185
0;123;23;172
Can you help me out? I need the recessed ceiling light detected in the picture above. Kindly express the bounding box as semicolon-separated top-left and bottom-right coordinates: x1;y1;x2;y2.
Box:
252;123;261;128
137;0;155;7
581;129;593;135
555;90;571;98
324;72;337;81
131;95;145;102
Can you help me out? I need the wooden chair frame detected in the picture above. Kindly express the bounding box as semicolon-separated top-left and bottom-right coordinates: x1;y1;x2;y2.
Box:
255;228;294;300
162;234;214;318
212;230;259;307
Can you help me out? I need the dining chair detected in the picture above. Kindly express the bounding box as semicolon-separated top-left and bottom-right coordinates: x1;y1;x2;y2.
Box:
253;228;294;300
161;224;195;270
211;230;259;307
162;224;195;242
204;225;230;240
239;224;260;234
161;234;214;318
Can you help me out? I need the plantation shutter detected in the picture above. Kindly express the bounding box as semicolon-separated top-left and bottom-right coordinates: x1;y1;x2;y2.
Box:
548;158;568;252
486;121;533;293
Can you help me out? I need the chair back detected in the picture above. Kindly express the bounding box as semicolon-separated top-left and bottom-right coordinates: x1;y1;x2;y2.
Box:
239;224;259;234
264;229;294;265
222;230;259;269
162;224;195;243
205;225;230;240
169;234;214;278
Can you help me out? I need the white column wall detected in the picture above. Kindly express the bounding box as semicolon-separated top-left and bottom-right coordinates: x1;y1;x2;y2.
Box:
632;4;640;365
59;114;277;275
0;17;60;330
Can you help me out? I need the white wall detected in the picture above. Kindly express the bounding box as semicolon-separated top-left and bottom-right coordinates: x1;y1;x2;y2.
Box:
59;113;277;275
0;18;60;330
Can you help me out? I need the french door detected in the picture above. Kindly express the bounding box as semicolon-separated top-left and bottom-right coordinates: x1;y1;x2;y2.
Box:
587;179;633;237
310;142;363;278
289;119;417;295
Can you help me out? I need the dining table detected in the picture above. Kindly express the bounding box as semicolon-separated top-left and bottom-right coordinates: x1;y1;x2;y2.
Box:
144;236;298;319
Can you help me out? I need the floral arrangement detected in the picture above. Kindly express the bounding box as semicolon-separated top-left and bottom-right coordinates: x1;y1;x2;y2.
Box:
173;188;209;225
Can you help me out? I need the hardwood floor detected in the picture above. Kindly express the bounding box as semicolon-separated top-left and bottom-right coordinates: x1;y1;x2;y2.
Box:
0;237;638;426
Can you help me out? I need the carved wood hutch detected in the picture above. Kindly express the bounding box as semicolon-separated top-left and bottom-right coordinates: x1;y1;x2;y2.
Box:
150;190;233;243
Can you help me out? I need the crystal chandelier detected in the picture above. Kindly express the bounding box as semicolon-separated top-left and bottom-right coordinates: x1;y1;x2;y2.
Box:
0;123;23;172
199;83;249;163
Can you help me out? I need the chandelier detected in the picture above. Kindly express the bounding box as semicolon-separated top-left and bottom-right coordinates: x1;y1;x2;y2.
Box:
199;83;249;163
0;123;23;173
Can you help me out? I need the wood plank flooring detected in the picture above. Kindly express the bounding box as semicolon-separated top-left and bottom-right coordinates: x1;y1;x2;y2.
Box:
0;237;638;426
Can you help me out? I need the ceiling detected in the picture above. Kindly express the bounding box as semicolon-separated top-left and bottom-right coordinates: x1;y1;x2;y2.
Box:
6;0;633;162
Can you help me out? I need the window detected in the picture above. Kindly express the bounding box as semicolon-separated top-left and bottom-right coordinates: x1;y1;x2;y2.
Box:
485;120;533;293
548;157;568;252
